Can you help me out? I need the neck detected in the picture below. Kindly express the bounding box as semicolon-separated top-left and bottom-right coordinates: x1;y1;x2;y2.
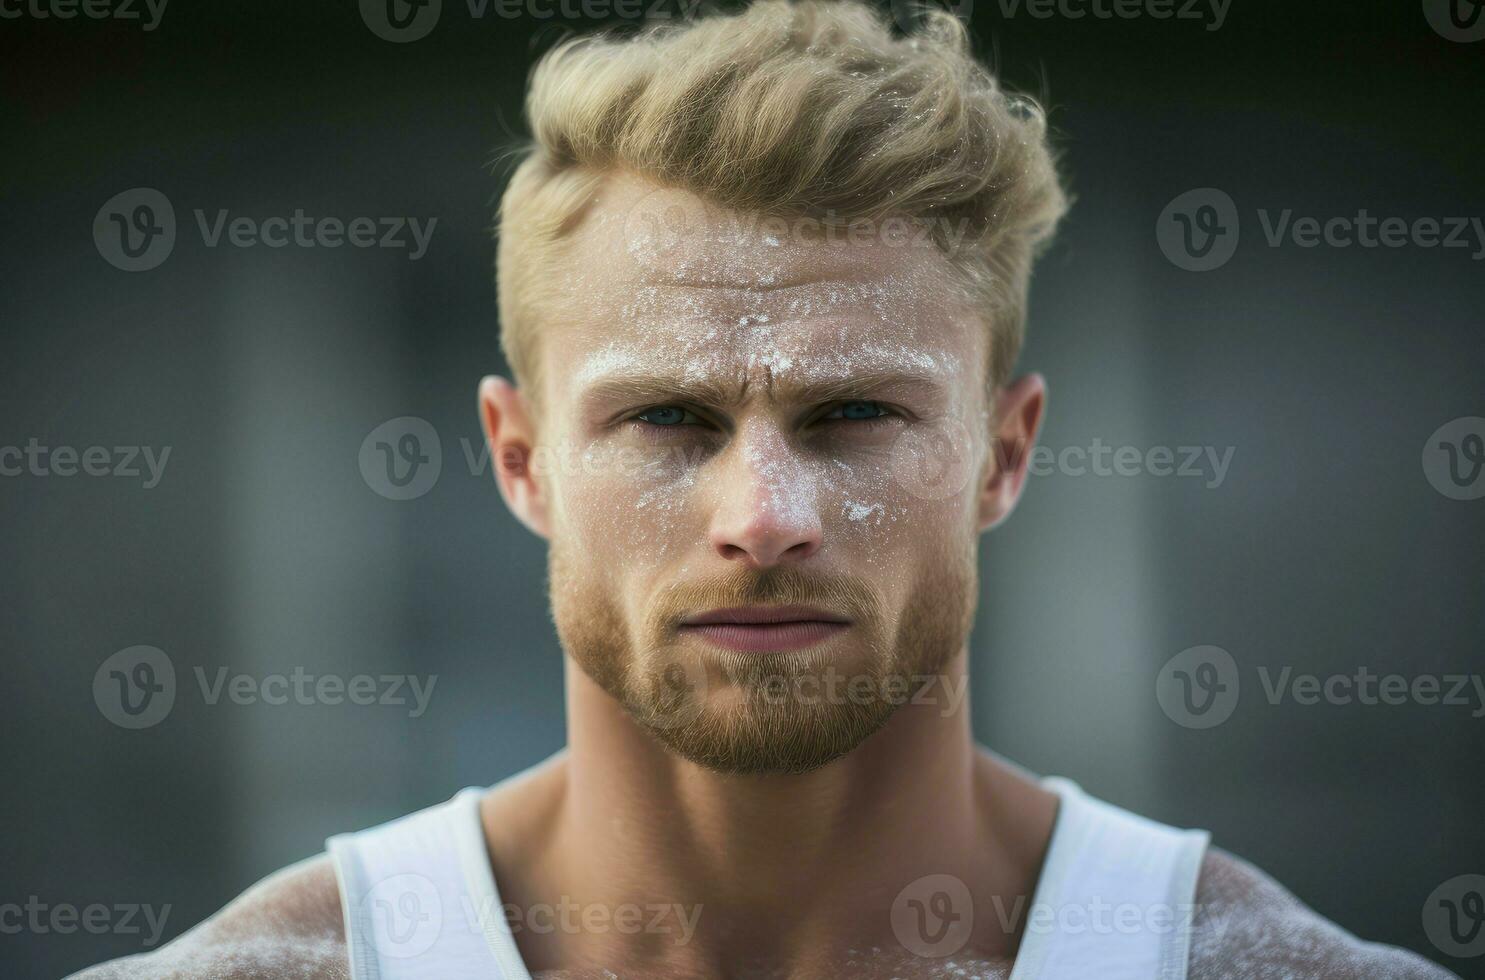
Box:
495;648;1057;975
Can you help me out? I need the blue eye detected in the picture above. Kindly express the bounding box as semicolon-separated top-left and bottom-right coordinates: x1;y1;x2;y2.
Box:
635;405;696;426
827;400;890;421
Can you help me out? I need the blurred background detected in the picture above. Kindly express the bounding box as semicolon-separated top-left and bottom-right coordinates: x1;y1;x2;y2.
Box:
2;0;1483;976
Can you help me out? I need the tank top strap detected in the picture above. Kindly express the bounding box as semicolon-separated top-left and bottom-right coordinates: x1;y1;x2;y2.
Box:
1008;777;1210;980
327;787;532;980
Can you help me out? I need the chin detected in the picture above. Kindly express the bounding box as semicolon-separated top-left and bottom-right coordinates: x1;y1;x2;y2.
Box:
630;659;909;775
646;703;895;775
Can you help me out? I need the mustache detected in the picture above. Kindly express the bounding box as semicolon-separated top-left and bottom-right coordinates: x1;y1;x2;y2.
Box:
647;565;882;631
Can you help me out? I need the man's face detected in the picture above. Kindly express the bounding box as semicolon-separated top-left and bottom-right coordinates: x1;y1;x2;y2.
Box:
532;176;993;774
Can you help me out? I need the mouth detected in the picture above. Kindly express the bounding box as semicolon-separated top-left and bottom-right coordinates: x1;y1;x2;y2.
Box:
677;605;851;653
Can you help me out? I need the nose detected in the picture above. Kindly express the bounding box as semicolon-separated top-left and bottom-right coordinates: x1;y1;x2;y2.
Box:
707;428;822;569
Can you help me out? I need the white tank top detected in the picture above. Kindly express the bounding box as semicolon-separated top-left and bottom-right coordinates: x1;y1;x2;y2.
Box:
327;773;1209;980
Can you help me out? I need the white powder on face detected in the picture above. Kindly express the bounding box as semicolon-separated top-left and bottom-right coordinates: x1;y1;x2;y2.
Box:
559;321;971;574
843;500;885;524
546;174;987;575
735;429;819;531
635;466;696;514
583;287;954;392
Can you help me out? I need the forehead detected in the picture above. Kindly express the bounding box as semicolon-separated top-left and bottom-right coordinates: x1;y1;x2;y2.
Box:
537;175;987;404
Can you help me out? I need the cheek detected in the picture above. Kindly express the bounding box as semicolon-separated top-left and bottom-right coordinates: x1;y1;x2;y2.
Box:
818;425;981;569
549;439;702;569
820;455;905;553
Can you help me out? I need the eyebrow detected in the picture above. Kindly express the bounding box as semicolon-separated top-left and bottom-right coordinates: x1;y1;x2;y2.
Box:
579;368;951;414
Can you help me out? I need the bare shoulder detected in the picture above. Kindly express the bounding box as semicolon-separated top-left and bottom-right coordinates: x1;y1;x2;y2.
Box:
68;853;348;980
1188;847;1459;980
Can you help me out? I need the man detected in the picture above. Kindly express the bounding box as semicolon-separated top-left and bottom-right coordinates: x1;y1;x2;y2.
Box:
75;1;1456;977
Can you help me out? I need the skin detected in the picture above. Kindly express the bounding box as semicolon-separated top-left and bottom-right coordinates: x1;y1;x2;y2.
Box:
71;175;1459;980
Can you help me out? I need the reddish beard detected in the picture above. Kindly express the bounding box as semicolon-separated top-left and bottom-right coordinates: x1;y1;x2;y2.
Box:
549;542;976;774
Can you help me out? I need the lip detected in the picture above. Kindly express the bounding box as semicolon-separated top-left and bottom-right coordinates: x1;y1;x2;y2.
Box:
677;605;851;653
681;605;850;626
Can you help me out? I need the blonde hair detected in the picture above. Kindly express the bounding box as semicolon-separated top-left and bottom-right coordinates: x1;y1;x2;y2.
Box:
496;0;1067;397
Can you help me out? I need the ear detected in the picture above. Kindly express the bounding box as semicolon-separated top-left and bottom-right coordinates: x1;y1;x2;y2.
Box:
478;375;551;540
976;373;1046;532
